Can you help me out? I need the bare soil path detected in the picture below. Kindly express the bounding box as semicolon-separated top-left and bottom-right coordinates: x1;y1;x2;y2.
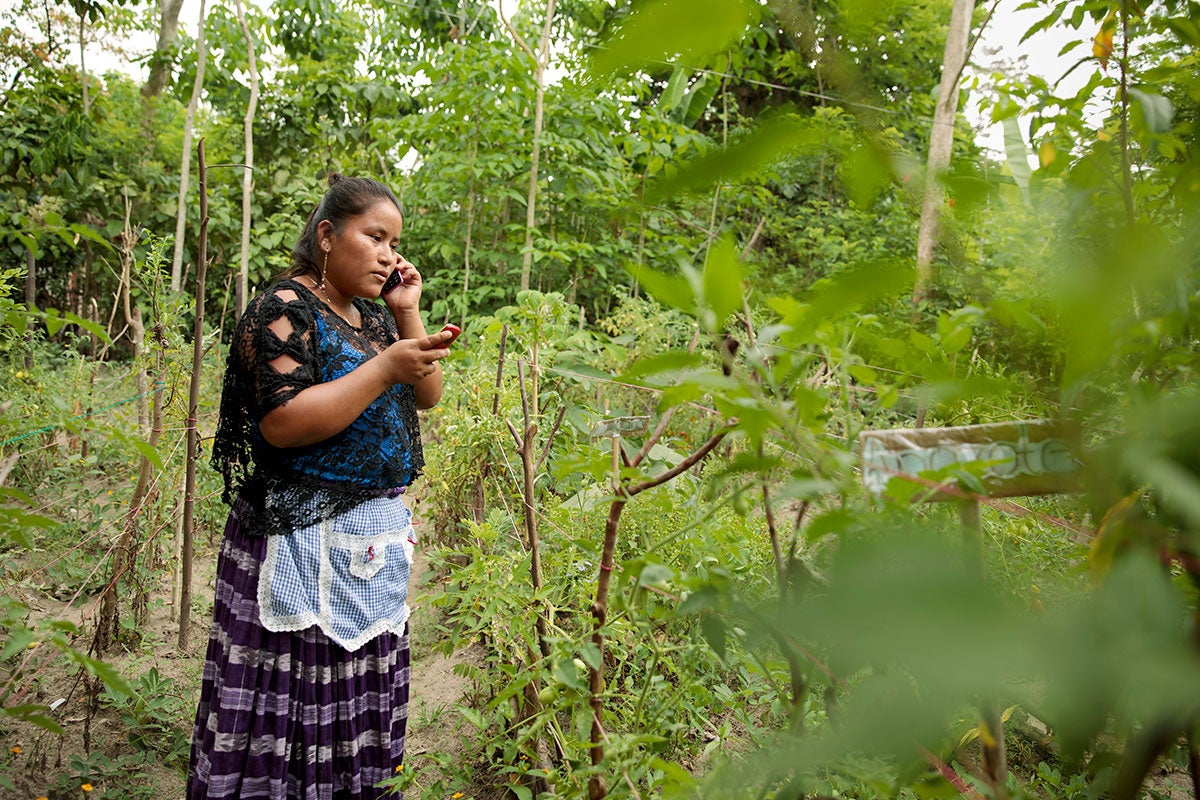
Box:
1;512;473;797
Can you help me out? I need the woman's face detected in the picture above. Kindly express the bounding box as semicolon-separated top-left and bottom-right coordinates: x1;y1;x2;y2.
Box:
319;199;404;299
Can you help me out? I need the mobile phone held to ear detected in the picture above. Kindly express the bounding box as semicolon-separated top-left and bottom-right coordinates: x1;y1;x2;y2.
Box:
440;323;462;346
381;268;404;295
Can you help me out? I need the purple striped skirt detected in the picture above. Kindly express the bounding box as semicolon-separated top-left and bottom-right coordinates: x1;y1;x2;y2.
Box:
187;506;409;799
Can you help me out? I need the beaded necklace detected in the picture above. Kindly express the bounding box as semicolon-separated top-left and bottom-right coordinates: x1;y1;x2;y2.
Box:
300;277;360;328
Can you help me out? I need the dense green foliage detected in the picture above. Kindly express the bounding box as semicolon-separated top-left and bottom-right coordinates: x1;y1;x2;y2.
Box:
2;0;1200;798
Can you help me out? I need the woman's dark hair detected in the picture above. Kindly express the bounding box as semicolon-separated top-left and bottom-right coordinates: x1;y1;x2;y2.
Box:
282;173;403;280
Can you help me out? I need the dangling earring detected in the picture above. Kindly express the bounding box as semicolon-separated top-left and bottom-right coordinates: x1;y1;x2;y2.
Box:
319;250;328;290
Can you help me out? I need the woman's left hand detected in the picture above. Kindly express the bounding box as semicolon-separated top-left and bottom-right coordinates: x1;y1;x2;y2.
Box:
381;255;422;315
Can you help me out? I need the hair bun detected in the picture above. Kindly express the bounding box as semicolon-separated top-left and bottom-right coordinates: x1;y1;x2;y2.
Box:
327;172;345;187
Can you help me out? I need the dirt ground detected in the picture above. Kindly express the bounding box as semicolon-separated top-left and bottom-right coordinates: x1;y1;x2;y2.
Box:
0;511;475;799
396;541;480;773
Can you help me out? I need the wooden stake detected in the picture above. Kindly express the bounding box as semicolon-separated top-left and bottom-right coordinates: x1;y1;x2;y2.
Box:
179;138;209;651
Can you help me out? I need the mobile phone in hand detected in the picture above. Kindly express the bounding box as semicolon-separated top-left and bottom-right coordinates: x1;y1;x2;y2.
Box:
440;323;462;345
381;268;404;295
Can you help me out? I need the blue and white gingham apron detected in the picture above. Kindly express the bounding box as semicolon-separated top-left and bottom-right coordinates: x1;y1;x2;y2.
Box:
257;493;415;651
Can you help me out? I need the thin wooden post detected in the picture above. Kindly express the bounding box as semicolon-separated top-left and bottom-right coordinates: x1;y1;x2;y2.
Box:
586;417;730;800
179;139;209;650
961;497;1007;800
961;497;983;576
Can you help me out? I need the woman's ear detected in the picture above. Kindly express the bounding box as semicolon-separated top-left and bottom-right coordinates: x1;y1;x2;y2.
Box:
316;219;333;244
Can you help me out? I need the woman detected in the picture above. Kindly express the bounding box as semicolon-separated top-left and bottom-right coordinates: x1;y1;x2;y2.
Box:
189;174;452;799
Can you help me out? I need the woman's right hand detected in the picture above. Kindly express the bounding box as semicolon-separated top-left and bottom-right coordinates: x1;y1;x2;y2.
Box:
259;329;453;448
380;332;451;386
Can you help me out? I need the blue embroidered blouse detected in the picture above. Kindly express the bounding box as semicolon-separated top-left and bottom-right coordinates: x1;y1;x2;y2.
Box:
212;279;425;535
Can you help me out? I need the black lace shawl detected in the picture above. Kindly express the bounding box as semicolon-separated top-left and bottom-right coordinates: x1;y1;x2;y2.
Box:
211;279;425;535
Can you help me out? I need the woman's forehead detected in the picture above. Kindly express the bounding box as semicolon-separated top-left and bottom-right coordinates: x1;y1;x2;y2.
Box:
356;199;403;230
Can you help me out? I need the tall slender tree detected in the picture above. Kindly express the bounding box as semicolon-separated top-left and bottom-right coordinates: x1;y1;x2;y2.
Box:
912;0;977;311
234;0;259;317
143;0;188;98
499;0;557;293
170;0;208;292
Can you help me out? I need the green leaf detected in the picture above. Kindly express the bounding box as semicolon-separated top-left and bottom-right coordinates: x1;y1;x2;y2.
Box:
700;612;727;661
646;444;683;465
588;0;756;77
702;235;743;326
1002;117;1032;204
553;658;587;691
651;757;698;791
878;384;899;409
111;430;164;470
989;298;1047;335
940;324;972;355
458;704;488;730
682;74;719;127
1019;3;1066;45
131;440;163;470
848;364;878;384
840;142;894;207
637;563;676;588
61;311;113;345
773;260;912;341
658;382;707;410
0;488;36;505
16;233;37;256
0;704;64;735
625;262;697;313
67;652;133;701
679;584;720;616
579;642;603;671
0;507;55;548
1125;455;1200;531
4;309;29;335
68;221;113;250
43;309;65;336
659;66;689;114
1;629;36;661
1129;87;1174;134
953;469;986;495
551;358;614;383
52;226;77;247
804;510;859;545
622;351;706;380
907;330;939;357
648;113;822;200
1165;16;1200;48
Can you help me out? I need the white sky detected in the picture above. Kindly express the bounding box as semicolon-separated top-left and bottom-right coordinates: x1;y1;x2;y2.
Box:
976;5;1088;87
968;4;1100;156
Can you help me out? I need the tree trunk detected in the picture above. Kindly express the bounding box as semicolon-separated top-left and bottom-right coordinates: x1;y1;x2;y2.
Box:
509;361;552;661
180;139;210;651
520;55;547;293
587;496;625;800
502;360;557;792
234;0;259;318
170;0;208;293
142;0;188;98
912;0;975;312
499;0;557;292
461;123;478;331
78;12;89;116
23;245;35;369
96;198;163;653
586;428;730;800
24;245;35;308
